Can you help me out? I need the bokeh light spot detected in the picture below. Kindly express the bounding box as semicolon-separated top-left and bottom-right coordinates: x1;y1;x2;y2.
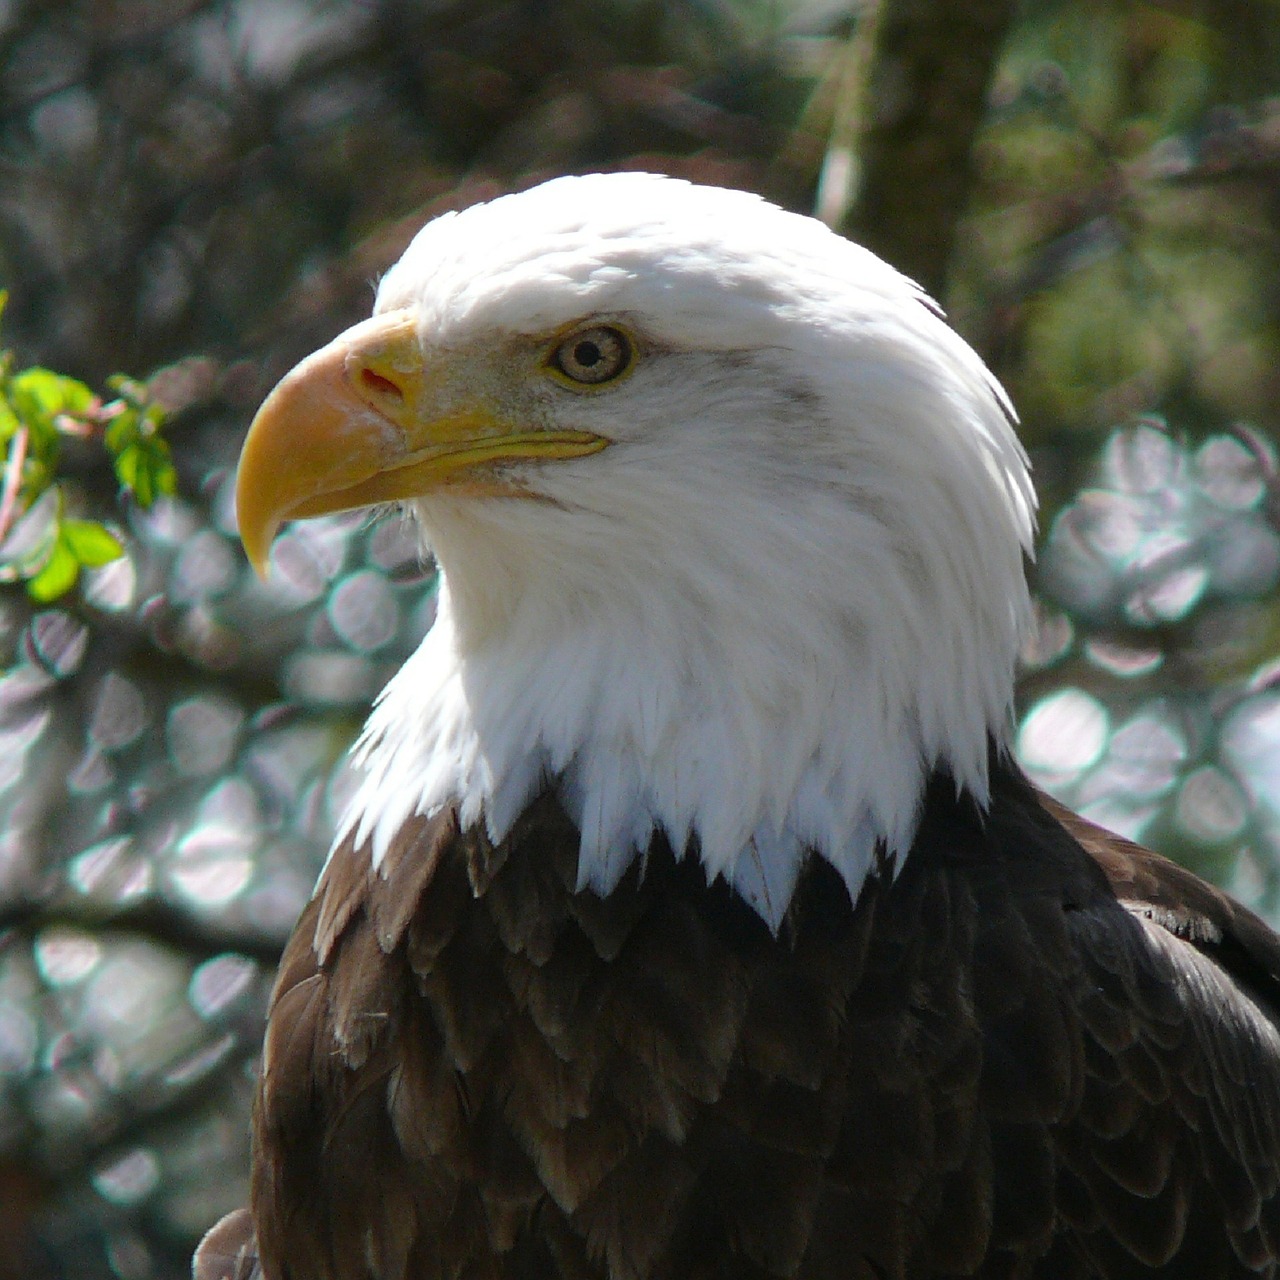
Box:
1104;709;1187;798
1195;434;1266;509
93;1147;160;1206
89;672;148;751
170;529;238;603
282;650;376;705
1176;765;1248;844
69;746;116;795
106;1230;152;1280
133;495;201;544
167;696;244;776
1103;421;1181;493
27;610;88;677
268;518;352;602
0;704;51;794
1083;639;1163;677
189;955;257;1020
35;928;103;987
68;836;153;904
1125;563;1209;624
328;569;398;652
83;553;137;612
1220;693;1280;812
1018;688;1109;778
169;779;260;907
170;849;253;908
0;664;55;716
0;1000;38;1075
1206;519;1280;597
163;1032;236;1086
1021;603;1074;670
177;604;242;669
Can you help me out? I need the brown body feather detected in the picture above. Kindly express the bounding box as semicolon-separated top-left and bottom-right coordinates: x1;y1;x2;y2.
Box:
208;756;1280;1280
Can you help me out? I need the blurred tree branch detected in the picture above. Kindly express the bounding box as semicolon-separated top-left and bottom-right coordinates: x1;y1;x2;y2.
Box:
0;899;285;966
850;0;1019;295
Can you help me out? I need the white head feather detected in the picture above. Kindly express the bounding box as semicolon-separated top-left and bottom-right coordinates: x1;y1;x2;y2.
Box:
340;173;1036;929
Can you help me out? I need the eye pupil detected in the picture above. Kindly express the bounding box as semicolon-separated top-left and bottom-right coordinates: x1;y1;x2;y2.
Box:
551;326;633;386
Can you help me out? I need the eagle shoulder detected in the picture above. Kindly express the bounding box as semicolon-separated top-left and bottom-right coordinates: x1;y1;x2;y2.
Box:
985;766;1280;1276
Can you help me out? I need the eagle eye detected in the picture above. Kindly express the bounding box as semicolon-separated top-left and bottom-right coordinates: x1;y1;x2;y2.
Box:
549;326;634;387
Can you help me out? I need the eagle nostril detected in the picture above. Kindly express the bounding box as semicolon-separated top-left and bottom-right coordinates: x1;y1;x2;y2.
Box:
359;368;403;402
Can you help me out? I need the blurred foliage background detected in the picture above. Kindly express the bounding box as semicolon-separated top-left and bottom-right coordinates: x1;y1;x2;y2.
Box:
0;0;1277;1275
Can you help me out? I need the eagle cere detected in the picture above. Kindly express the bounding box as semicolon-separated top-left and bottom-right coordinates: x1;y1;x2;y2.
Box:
201;173;1280;1280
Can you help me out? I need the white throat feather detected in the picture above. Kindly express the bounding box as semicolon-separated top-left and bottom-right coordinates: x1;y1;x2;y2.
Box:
337;174;1036;931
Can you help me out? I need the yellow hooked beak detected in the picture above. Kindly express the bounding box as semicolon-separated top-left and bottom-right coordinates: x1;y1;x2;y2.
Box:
235;307;610;577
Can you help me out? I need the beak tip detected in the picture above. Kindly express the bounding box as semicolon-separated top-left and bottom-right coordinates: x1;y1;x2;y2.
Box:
236;504;278;582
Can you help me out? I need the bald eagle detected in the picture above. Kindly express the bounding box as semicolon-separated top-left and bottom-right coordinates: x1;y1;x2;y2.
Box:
197;174;1280;1280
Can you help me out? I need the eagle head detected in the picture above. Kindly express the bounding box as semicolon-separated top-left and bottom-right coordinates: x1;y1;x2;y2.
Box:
236;173;1036;928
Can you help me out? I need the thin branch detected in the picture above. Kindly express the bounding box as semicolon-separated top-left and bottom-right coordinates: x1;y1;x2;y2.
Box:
63;1044;261;1172
0;896;288;967
0;422;28;544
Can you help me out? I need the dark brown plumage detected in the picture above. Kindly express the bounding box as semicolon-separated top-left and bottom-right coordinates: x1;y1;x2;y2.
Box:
196;752;1280;1280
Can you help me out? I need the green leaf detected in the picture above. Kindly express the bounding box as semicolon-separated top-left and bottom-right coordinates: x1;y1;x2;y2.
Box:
27;540;78;602
0;350;175;601
0;395;19;447
6;368;92;471
9;367;94;422
103;405;140;455
114;443;142;495
106;373;147;405
62;519;123;567
115;438;176;507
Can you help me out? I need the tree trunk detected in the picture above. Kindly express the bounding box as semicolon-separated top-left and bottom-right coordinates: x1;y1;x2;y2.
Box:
851;0;1019;297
